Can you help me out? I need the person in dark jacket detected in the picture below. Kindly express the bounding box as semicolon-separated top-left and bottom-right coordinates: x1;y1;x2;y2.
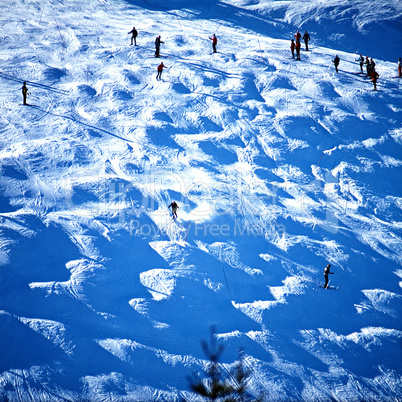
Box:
128;26;138;45
22;82;29;105
209;34;217;53
290;39;295;59
155;35;164;57
398;58;402;78
332;55;340;72
323;264;334;289
365;56;371;75
168;201;178;219
356;54;364;73
302;31;310;51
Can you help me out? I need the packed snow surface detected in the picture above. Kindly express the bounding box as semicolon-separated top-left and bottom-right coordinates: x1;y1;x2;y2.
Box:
1;0;402;400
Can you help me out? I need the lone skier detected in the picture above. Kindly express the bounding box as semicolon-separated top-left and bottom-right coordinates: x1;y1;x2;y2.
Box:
168;201;179;219
356;54;364;74
128;26;138;45
302;31;310;51
22;82;29;105
398;58;402;78
209;34;217;53
156;62;168;80
290;39;295;59
323;264;334;289
155;35;164;57
370;69;379;91
332;55;340;73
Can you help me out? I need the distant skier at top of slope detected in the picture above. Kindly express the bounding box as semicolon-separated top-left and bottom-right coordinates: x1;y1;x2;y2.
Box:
398;57;402;78
155;35;164;57
168;201;179;219
209;33;217;53
356;54;364;74
156;62;168;80
290;39;295;59
332;55;340;73
302;30;310;51
323;264;334;289
128;26;138;46
296;40;301;60
22;82;29;105
370;69;379;91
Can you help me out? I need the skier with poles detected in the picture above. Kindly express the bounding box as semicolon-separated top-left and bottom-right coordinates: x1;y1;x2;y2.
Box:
168;201;179;219
128;26;138;45
332;55;340;73
22;82;30;105
302;31;310;51
356;54;364;74
323;264;334;289
155;35;164;57
156;62;168;80
209;33;218;53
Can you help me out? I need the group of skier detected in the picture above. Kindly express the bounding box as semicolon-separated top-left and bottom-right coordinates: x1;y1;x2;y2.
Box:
290;30;395;91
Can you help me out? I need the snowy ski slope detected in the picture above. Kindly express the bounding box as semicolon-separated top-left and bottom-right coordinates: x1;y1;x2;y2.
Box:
0;0;402;400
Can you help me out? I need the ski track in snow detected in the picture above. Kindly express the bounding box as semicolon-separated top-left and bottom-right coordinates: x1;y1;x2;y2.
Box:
0;0;401;400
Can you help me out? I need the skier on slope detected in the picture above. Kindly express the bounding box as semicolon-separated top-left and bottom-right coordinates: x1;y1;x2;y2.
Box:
295;40;301;60
323;264;334;289
209;33;218;53
22;82;29;105
290;39;295;59
398;58;402;78
370;69;379;91
332;55;340;73
294;30;301;43
356;54;364;74
128;26;138;45
156;62;168;80
365;56;371;75
302;30;310;51
155;35;164;57
168;201;179;219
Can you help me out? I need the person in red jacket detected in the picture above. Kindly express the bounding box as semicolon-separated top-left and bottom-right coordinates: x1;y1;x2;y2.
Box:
370;69;379;91
294;30;301;43
290;39;295;59
296;40;301;60
209;34;217;53
397;58;401;78
156;62;168;80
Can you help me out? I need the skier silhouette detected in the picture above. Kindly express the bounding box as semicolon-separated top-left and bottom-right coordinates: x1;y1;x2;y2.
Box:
398;58;402;78
332;55;340;73
22;82;29;105
302;31;310;51
168;201;178;219
155;35;164;57
128;26;138;45
323;264;334;289
209;34;217;53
